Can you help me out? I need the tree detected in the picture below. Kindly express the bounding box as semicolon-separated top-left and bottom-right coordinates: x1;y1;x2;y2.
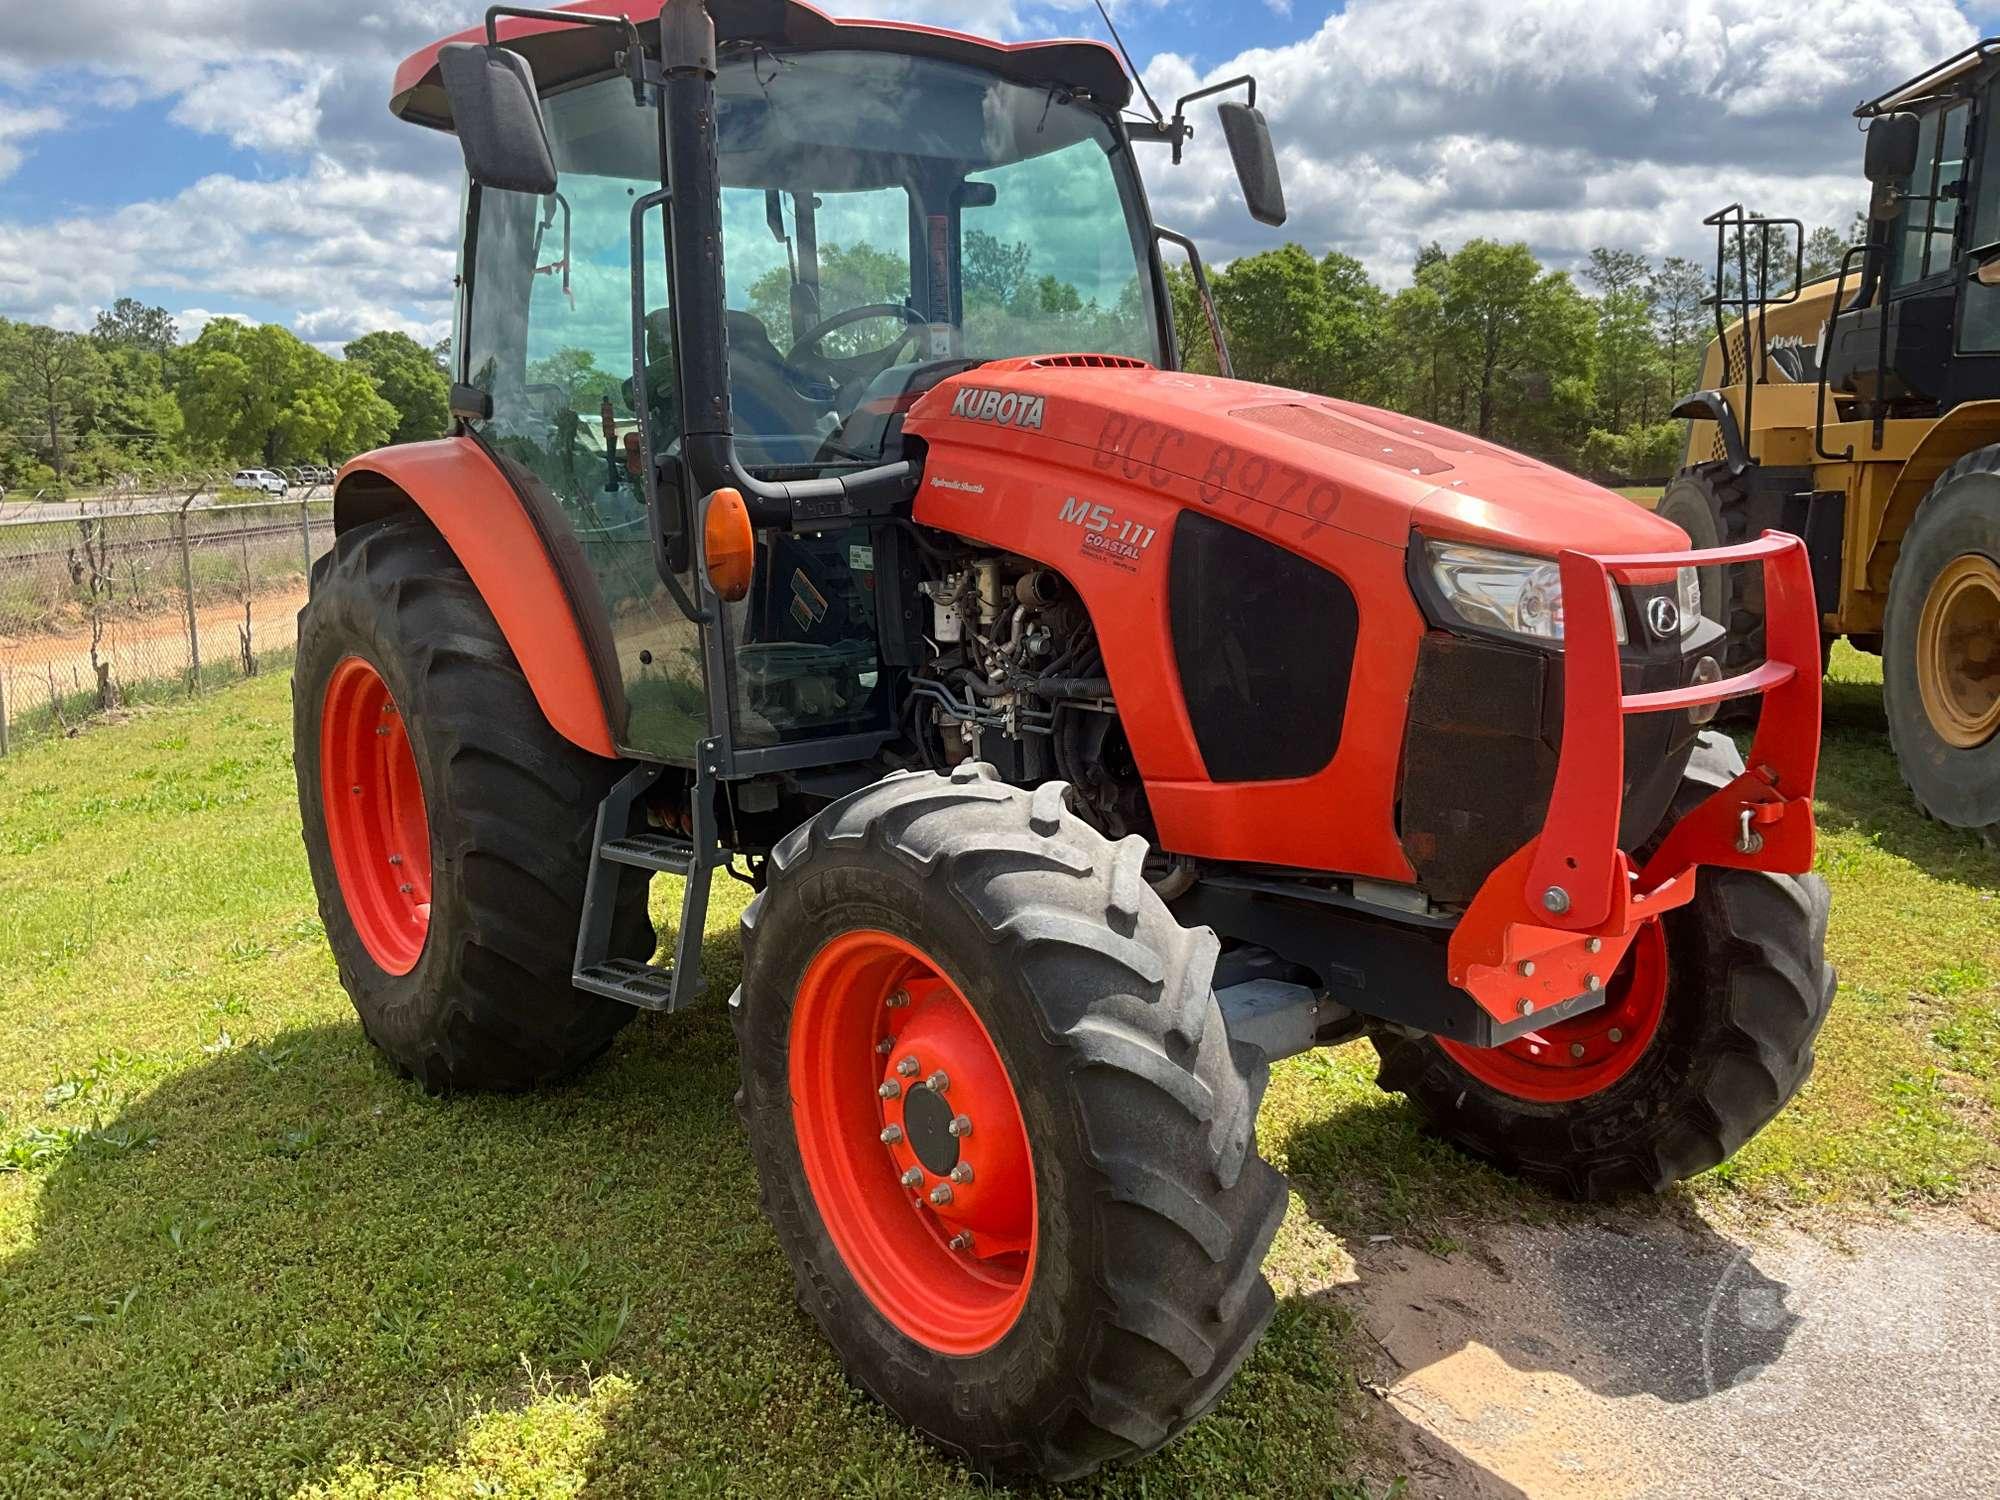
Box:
1;323;110;482
91;298;179;361
344;330;450;445
1210;243;1388;401
1440;240;1594;443
1801;220;1864;284
1650;255;1711;403
178;320;394;467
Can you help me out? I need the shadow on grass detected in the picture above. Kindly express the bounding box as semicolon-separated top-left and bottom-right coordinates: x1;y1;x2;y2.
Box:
1812;675;2000;891
2;927;1385;1499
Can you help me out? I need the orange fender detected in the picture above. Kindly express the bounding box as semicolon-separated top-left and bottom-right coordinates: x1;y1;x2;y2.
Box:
334;438;619;758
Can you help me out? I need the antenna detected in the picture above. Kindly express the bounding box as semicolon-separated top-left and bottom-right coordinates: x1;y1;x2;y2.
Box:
1094;1;1166;125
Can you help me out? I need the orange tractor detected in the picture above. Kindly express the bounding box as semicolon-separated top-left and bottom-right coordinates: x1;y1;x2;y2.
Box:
298;0;1835;1478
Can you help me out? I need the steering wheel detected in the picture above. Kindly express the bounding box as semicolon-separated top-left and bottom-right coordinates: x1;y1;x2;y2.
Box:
786;303;929;392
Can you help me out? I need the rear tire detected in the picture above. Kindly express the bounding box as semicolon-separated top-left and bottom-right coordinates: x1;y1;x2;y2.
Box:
295;515;650;1092
1372;735;1835;1200
1882;447;2000;841
734;765;1287;1481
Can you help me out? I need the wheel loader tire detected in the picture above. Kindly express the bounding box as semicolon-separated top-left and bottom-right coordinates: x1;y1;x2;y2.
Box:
294;514;650;1092
733;764;1287;1482
1882;446;2000;843
1372;733;1835;1200
1658;461;1766;724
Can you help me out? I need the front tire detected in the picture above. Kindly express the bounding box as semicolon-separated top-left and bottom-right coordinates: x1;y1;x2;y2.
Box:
1373;735;1835;1200
734;765;1287;1481
295;515;651;1092
1883;446;2000;841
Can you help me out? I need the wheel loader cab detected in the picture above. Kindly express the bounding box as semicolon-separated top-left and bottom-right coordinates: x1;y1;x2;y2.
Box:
451;26;1168;766
1827;54;2000;414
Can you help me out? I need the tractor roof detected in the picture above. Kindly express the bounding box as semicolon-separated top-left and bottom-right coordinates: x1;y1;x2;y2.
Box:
1857;38;2000;117
391;0;1134;131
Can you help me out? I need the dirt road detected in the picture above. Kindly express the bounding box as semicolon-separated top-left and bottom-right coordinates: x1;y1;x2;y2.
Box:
0;586;306;717
1342;1211;2000;1498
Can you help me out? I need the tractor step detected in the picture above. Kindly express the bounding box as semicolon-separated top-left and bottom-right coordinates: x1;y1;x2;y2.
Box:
600;832;698;874
572;756;719;1017
574;958;681;1011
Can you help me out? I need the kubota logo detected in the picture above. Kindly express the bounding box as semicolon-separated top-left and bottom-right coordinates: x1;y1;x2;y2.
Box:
950;387;1047;430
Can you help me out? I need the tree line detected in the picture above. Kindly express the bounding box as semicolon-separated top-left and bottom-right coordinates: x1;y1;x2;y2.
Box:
3;216;1858;498
1167;218;1858;484
0;301;449;498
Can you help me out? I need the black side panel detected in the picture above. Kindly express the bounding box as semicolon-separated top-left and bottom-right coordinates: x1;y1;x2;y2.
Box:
1169;511;1357;782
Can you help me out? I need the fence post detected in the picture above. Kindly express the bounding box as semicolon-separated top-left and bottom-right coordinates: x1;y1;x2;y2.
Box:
0;670;9;758
177;506;201;693
299;498;313;586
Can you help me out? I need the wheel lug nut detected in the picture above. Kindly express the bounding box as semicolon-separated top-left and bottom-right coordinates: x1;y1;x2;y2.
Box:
924;1070;949;1093
886;988;910;1009
950;1163;974;1185
900;1167;923;1188
949;1232;974;1253
389;854;403;866
928;1184;953;1206
880;1125;903;1145
876;1038;893;1055
1570;1043;1586;1059
1608;1027;1625;1044
947;1115;972;1138
896;1056;920;1078
878;1080;901;1100
398;883;413;894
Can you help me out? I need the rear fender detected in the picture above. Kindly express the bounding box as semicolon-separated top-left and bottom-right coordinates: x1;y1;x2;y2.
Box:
1870;400;2000;582
333;437;622;758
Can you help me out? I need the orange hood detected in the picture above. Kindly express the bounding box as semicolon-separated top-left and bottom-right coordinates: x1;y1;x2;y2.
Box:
907;359;1686;557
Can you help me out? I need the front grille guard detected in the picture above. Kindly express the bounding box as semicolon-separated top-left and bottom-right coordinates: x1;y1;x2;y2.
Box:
1448;532;1822;1028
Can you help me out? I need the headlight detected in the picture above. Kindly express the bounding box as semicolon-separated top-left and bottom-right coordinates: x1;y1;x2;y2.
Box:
1676;565;1702;638
1425;541;1628;647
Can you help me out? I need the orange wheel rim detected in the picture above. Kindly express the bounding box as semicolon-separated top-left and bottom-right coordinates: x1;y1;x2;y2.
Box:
320;656;432;975
789;930;1036;1355
1916;553;2000;750
1440;920;1669;1103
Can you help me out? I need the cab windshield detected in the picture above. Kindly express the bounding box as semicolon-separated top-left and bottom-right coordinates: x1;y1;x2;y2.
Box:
461;46;1160;758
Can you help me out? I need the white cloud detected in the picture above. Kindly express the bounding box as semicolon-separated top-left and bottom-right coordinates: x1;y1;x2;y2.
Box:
0;158;460;331
1138;0;1976;284
170;61;335;154
0;0;1985;337
176;308;256;340
0;102;61;180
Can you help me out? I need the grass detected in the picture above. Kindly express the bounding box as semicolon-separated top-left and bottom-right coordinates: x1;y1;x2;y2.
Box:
1;645;1996;1496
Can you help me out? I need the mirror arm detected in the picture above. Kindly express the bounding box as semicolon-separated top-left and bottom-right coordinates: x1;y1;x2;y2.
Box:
1162;75;1257;165
482;6;650;104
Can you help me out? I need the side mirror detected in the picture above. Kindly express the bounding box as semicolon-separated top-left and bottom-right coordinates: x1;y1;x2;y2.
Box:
1217;102;1287;228
438;42;557;195
1864;112;1921;186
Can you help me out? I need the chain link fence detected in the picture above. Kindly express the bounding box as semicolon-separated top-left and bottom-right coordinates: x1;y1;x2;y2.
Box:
0;493;335;754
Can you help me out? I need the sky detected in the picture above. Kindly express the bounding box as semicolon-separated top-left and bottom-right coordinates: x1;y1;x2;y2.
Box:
0;0;1992;353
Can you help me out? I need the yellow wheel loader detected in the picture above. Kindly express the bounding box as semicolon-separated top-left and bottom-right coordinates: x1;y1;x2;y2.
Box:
1669;42;2000;843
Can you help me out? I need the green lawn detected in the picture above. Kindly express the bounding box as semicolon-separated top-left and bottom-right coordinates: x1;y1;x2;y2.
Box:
1;647;1995;1497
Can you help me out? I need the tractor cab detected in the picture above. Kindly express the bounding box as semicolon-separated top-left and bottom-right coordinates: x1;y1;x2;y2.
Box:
392;0;1278;768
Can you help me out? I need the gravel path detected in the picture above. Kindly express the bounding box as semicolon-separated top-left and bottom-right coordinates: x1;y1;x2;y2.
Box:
1341;1212;2000;1498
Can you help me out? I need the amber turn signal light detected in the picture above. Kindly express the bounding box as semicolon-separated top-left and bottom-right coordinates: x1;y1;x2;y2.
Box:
704;488;756;603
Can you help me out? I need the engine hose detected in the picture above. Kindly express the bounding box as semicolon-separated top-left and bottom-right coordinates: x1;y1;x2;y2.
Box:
1027;676;1114;700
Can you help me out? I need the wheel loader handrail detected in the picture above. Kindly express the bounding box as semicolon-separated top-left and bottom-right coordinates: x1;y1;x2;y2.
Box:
1814;244;1867;463
1524;531;1822;932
